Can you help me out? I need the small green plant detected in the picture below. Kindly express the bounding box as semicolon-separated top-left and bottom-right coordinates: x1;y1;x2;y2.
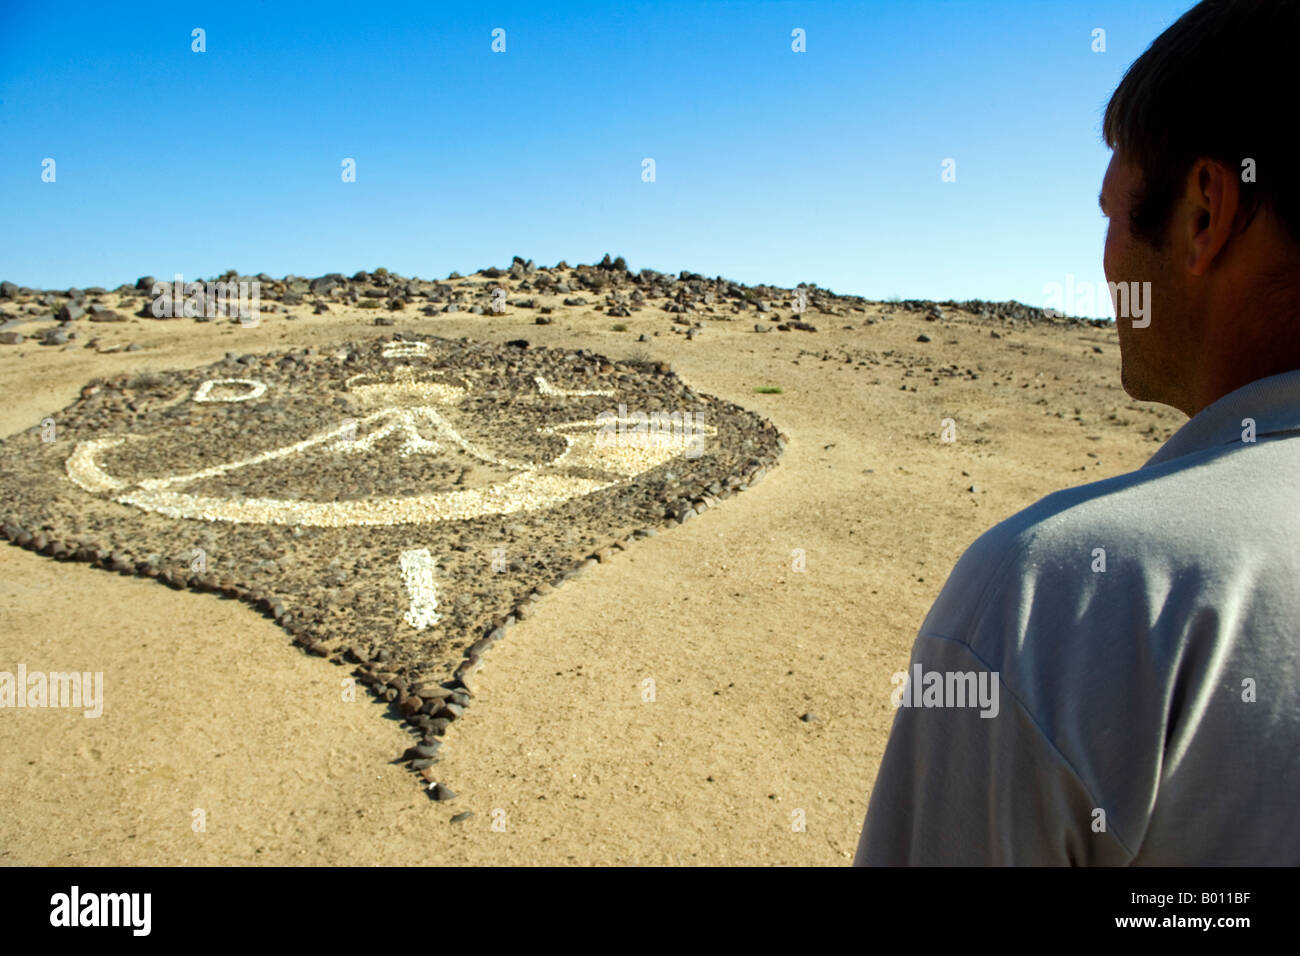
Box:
374;267;389;277
611;323;627;332
357;298;381;309
626;346;652;367
754;386;783;394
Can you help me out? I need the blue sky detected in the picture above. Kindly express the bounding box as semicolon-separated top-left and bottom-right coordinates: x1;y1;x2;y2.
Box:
1;0;1194;316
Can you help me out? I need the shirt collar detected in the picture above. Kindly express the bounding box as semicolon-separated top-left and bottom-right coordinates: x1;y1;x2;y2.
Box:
1143;368;1300;469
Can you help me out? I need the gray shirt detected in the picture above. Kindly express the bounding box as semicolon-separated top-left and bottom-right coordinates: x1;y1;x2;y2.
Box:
855;369;1300;865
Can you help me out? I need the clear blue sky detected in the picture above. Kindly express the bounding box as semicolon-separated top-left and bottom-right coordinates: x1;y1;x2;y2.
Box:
1;0;1194;316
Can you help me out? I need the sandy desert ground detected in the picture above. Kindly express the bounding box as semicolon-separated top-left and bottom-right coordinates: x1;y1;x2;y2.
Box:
0;267;1184;865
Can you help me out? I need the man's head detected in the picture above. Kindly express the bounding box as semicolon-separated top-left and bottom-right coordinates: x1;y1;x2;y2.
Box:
1100;0;1300;416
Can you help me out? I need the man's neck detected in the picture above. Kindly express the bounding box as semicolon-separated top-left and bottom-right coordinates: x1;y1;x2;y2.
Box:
1189;358;1300;418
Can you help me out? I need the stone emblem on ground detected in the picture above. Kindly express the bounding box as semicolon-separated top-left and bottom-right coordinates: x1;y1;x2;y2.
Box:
0;334;782;794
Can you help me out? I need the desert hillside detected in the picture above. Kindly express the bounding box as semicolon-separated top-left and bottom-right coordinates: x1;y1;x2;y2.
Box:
0;258;1184;865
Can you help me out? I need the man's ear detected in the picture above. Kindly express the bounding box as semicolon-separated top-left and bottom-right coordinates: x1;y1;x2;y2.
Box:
1186;159;1241;276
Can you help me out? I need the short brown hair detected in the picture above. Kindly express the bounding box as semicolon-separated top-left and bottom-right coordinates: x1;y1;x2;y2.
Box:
1102;0;1300;250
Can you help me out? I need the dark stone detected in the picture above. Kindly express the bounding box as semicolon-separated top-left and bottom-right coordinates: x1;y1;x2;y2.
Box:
436;701;465;720
403;741;441;759
409;715;435;732
309;275;344;294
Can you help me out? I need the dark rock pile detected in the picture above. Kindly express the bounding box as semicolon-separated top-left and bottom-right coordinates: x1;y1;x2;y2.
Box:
0;256;1113;346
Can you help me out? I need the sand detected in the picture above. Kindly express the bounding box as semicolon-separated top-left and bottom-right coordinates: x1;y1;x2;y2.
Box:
0;288;1183;865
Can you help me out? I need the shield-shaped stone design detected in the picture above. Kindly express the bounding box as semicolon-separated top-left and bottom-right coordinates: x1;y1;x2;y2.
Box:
0;334;782;794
